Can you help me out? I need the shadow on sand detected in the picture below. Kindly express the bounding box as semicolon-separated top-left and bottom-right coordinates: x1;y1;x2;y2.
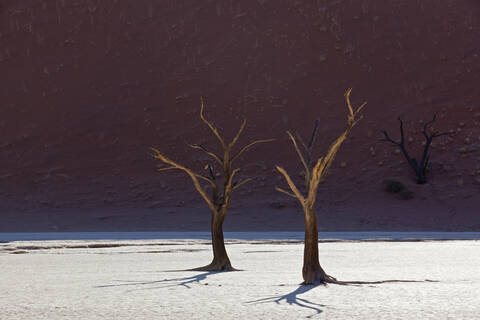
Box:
246;278;437;318
95;271;220;291
246;285;326;318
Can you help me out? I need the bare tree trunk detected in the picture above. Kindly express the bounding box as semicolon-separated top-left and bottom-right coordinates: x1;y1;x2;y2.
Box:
302;206;331;284
193;211;234;271
210;212;233;270
414;166;427;185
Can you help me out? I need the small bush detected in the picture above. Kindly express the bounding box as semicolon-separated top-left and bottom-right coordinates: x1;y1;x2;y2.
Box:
269;201;287;209
399;190;414;200
383;179;405;193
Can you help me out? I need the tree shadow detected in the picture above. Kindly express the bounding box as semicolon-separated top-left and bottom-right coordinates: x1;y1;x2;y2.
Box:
298;269;438;286
325;278;438;286
95;271;220;291
245;278;437;318
246;285;326;318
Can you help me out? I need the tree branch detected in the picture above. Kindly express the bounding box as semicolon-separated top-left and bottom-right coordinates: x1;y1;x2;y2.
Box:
419;113;453;171
156;166;177;172
205;164;215;180
232;178;253;191
380;130;401;146
287;131;310;181
220;168;241;216
275;187;297;198
311;129;347;183
151;148;216;211
296;133;309;156
432;131;453;138
422;113;453;138
345;88;366;127
231;139;275;163
398;117;405;145
275;165;305;203
228;168;241;186
200;97;226;149
307;119;320;150
308;89;366;200
194;173;216;186
157;165;214;185
423;113;437;138
188;143;223;165
229;119;247;150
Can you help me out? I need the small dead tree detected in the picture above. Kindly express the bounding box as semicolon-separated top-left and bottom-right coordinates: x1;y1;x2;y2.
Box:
151;99;273;271
381;114;451;184
275;89;366;285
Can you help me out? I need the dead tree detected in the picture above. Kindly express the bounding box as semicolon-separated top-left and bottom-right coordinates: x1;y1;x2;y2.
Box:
275;89;366;285
381;114;451;184
151;98;273;271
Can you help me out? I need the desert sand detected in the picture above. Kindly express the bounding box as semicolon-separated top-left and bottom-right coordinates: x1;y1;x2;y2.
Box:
1;1;479;231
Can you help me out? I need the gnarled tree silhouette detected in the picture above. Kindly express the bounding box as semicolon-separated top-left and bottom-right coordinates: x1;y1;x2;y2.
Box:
275;88;365;285
152;99;273;271
381;114;451;184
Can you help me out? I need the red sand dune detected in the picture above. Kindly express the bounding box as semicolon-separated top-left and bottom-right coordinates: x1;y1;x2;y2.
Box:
1;0;479;231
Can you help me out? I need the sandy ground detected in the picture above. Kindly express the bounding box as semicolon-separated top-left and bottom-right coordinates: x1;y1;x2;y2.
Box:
1;0;480;231
1;234;480;319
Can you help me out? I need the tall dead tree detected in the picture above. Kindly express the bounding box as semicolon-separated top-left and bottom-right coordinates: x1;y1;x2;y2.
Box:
276;89;365;285
151;99;273;271
381;114;451;184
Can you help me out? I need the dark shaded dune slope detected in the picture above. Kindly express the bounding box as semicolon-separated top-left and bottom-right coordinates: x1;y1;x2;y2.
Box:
1;0;479;231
